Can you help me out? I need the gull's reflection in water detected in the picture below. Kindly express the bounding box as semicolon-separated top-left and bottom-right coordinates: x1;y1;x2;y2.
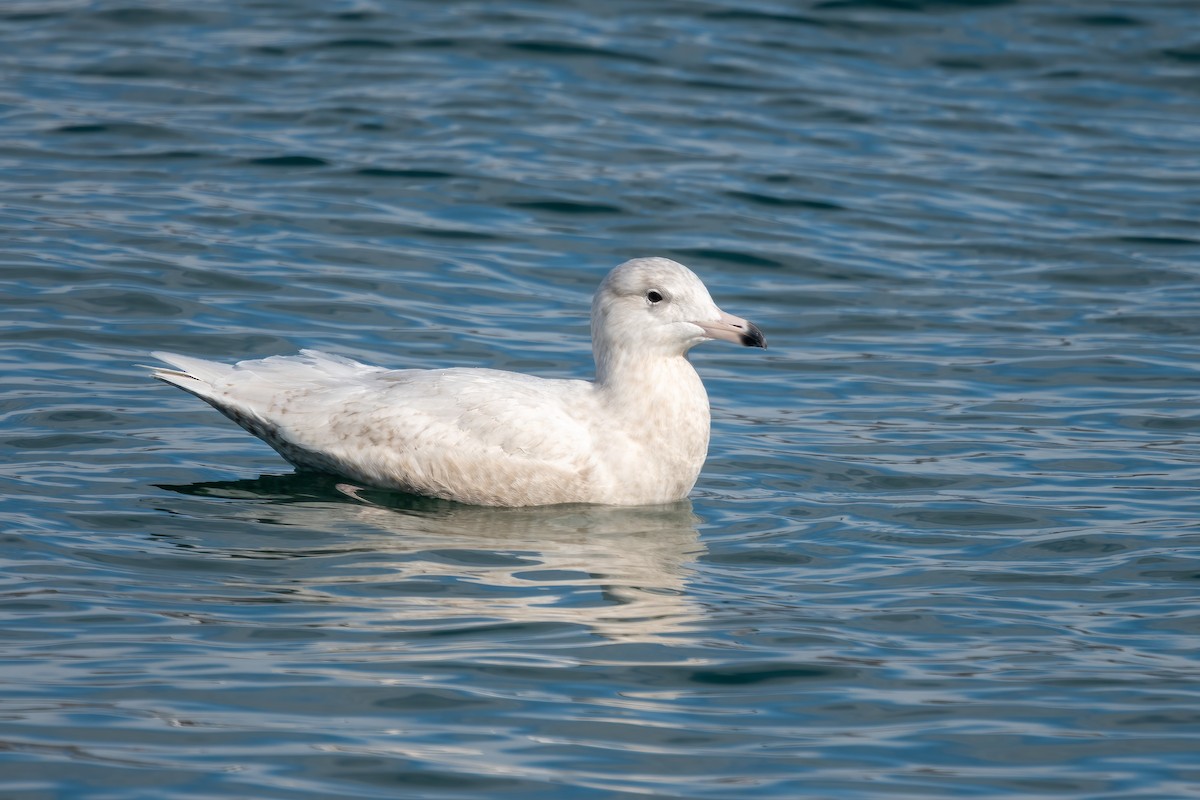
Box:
157;474;707;644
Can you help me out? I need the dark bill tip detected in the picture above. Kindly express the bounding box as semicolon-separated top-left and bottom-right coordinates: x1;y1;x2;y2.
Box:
741;322;767;349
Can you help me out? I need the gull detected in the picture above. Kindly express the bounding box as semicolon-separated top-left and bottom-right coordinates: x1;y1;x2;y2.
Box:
151;257;765;506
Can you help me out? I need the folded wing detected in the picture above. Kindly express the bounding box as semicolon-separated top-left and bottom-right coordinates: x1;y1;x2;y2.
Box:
152;350;601;505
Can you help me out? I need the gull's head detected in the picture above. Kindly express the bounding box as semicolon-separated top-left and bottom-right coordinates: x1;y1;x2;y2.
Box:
591;257;766;367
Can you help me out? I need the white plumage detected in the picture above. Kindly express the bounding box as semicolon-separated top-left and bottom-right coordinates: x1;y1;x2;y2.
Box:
152;257;765;507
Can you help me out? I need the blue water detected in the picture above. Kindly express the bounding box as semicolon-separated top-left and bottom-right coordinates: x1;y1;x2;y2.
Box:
2;1;1199;798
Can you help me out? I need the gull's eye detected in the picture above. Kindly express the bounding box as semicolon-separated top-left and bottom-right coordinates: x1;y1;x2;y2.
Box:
646;290;664;304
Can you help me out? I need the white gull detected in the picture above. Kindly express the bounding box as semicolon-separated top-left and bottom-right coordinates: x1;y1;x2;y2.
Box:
151;257;766;507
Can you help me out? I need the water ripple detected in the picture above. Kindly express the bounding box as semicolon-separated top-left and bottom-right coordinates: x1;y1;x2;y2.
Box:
2;1;1199;798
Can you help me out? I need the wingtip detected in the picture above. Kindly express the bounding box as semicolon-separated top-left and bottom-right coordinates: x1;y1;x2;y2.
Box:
144;351;189;380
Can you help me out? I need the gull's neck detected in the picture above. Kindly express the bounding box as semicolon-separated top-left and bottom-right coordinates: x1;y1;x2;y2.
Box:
594;346;710;443
591;345;712;503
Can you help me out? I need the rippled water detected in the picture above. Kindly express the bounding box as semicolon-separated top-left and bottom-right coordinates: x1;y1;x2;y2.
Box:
3;1;1199;798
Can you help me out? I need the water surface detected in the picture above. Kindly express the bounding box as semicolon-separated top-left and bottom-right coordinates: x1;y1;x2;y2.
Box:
2;1;1199;798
